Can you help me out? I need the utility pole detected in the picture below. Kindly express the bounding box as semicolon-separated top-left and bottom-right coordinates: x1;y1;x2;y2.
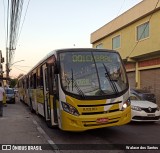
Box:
0;50;5;85
0;50;4;75
6;47;10;84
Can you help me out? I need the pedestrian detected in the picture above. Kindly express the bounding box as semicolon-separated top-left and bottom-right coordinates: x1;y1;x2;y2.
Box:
0;82;5;117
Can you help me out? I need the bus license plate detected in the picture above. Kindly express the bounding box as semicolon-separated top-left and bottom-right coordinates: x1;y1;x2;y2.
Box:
96;118;109;123
147;114;155;117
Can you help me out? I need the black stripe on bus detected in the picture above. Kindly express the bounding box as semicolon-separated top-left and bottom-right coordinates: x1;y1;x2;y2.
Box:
77;101;122;107
81;109;119;115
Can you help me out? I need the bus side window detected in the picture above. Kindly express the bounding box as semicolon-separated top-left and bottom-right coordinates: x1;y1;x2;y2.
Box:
30;75;33;89
37;68;40;88
29;75;31;89
33;73;37;89
52;65;58;94
26;77;29;89
45;68;49;91
40;66;43;87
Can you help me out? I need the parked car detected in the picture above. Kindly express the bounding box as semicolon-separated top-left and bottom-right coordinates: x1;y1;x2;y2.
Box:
130;94;160;122
130;88;156;103
5;88;15;104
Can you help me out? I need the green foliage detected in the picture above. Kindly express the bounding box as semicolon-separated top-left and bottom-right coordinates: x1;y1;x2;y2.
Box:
9;79;18;88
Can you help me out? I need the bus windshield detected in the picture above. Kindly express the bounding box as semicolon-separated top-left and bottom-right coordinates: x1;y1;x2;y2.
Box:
59;51;128;97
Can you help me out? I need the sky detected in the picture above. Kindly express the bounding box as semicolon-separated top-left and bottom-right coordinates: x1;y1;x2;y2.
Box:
0;0;142;78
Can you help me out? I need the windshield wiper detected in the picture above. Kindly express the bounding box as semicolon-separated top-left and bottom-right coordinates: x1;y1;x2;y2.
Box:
102;63;119;94
70;69;85;98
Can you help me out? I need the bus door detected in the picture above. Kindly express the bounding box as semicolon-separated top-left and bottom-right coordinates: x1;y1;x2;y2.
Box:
42;64;51;124
42;63;58;127
50;64;58;125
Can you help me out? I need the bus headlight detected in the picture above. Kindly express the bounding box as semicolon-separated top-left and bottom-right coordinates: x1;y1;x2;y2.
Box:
122;99;130;110
61;102;80;116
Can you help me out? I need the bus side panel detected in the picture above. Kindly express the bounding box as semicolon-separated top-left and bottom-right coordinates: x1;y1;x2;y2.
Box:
30;89;37;112
36;88;45;116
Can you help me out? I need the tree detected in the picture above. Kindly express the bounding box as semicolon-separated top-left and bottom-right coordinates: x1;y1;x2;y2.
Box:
9;73;24;88
9;78;18;88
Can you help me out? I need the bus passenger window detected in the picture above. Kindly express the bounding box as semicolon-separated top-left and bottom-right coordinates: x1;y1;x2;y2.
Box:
40;67;43;87
33;73;37;89
45;69;49;91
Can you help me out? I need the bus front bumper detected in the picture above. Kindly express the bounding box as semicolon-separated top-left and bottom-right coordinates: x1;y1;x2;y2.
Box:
61;106;131;131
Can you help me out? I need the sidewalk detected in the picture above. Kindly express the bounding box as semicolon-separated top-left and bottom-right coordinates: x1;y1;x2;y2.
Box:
0;100;56;152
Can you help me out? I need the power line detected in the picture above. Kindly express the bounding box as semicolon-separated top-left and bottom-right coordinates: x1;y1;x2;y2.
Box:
116;0;126;17
6;0;10;48
9;0;24;64
7;0;31;65
5;0;26;80
107;0;126;37
17;0;31;46
13;65;27;73
2;0;7;46
13;64;32;68
127;0;160;58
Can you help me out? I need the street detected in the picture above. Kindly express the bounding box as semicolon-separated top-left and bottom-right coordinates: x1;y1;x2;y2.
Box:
1;1;160;152
1;100;160;153
31;102;160;153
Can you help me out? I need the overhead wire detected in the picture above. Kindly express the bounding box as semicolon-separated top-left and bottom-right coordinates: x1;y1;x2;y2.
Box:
13;65;32;68
116;0;126;18
127;0;160;58
8;0;32;65
8;0;24;65
2;0;7;46
12;65;27;73
4;0;31;77
6;0;10;48
16;0;31;47
107;0;126;37
14;0;24;47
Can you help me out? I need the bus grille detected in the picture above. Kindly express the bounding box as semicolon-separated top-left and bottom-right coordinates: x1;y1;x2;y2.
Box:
81;109;119;115
82;118;120;127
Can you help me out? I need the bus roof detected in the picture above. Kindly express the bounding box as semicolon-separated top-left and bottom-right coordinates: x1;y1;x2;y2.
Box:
26;48;118;75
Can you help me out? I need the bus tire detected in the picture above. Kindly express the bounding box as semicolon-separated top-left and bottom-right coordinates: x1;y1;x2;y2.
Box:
46;120;58;129
46;120;52;128
29;98;34;113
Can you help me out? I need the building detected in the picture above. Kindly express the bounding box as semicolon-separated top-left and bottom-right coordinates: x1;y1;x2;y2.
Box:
91;0;160;106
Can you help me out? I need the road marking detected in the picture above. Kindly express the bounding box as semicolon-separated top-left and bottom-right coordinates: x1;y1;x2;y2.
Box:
32;119;61;153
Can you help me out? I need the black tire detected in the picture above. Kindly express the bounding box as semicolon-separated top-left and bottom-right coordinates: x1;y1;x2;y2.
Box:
46;120;58;129
29;98;34;113
46;120;52;128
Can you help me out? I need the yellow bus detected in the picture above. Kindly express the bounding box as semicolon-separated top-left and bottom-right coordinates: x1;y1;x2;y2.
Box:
17;75;25;102
18;48;131;131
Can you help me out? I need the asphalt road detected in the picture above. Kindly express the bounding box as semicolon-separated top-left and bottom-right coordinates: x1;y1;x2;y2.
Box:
24;103;160;153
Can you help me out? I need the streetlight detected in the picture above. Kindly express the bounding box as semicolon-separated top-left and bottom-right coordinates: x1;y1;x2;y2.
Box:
5;59;25;86
6;60;25;79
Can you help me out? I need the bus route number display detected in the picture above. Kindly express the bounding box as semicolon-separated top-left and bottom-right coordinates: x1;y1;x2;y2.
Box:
72;55;112;62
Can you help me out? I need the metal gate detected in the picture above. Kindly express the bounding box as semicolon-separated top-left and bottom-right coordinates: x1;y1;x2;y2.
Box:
127;72;136;89
140;68;160;106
